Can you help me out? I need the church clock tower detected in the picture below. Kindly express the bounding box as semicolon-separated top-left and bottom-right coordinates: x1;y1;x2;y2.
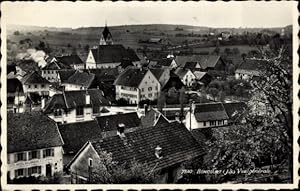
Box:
99;23;113;45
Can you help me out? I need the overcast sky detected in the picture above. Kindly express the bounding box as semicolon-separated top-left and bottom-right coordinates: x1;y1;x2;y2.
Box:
1;1;297;28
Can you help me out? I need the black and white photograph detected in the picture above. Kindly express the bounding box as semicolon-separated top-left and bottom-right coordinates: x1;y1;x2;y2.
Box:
1;1;298;189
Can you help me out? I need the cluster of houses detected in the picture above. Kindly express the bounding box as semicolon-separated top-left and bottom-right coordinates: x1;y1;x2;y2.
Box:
7;25;255;183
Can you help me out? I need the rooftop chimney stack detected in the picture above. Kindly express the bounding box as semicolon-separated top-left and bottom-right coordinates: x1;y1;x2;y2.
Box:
117;123;126;138
155;145;163;159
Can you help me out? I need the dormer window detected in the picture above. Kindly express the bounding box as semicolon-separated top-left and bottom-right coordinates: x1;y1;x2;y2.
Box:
155;145;163;159
88;158;93;167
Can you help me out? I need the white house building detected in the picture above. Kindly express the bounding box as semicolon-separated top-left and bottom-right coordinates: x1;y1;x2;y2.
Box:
41;59;73;83
43;89;110;124
20;71;51;96
174;68;196;87
114;67;161;104
60;70;95;91
7;112;64;180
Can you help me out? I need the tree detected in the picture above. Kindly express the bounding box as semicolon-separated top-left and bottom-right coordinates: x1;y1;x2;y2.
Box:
90;151;156;183
14;31;20;35
157;91;166;112
179;87;186;121
84;44;90;52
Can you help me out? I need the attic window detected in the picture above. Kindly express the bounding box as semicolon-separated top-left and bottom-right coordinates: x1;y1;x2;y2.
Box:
155;145;163;159
88;158;93;167
117;123;125;134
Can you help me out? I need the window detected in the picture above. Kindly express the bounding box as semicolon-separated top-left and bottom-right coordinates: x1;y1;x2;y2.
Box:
203;122;206;126
15;169;25;177
28;85;31;89
88;158;93;167
28;150;40;160
141;88;144;92
54;109;62;117
76;106;84;116
28;166;41;176
43;148;54;158
48;71;50;74
218;120;223;125
148;93;152;98
34;85;37;89
148;87;152;91
93;106;100;114
155;86;158;90
15;152;26;162
209;121;216;126
41;84;45;88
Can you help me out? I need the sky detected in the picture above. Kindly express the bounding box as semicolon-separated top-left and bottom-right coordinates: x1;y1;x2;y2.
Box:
1;1;297;29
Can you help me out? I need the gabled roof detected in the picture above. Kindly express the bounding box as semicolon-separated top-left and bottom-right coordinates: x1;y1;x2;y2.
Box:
157;58;174;67
7;78;24;93
43;89;110;113
162;72;184;90
183;62;200;70
235;59;268;75
193;71;209;80
149;68;167;81
42;60;72;70
56;54;83;66
96;112;140;131
141;109;170;127
15;59;39;73
91;45;140;64
21;71;50;85
58;70;76;83
63;71;95;88
223;102;248;122
88;68;119;82
193;102;229;122
7;112;63;153
102;25;113;40
58;120;102;154
119;58;134;69
174;68;191;79
176;55;221;69
82;122;205;170
114;67;149;88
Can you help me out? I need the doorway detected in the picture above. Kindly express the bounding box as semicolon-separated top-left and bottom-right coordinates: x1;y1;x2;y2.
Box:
46;164;52;176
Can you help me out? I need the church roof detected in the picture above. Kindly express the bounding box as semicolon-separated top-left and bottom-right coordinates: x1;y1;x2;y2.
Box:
102;25;112;40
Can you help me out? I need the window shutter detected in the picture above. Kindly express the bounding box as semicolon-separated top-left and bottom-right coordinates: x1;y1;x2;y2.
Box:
28;152;32;160
23;152;27;161
28;167;32;176
43;150;46;158
37;150;41;159
24;168;28;176
14;154;18;162
51;149;54;157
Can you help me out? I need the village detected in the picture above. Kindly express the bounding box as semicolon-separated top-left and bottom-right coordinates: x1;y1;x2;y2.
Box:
6;22;293;184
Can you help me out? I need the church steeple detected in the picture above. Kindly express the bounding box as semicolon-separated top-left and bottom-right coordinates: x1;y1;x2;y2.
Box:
100;22;113;45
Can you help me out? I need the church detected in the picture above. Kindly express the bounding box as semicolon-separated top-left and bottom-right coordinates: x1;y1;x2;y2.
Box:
86;24;140;69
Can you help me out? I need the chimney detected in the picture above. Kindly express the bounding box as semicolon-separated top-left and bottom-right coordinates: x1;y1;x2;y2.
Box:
85;91;91;105
155;145;163;159
117;123;125;138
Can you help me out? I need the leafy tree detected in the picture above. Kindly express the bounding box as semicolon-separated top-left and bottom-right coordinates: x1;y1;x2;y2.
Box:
13;30;20;35
90;151;156;183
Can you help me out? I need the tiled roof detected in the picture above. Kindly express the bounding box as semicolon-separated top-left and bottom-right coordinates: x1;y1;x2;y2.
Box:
235;59;268;75
223;102;248;122
21;71;50;85
119;58;134;69
43;89;110;113
183;62;199;70
176;55;221;69
58;70;76;83
63;71;95;88
7;78;24;93
141;109;160;127
58;120;102;154
157;58;174;67
174;68;190;79
7;112;63;153
16;59;39;73
56;54;83;66
96;112;141;131
91;45;140;64
42;60;72;70
162;73;184;90
88;68;119;82
149;68;166;81
114;67;148;88
194;102;229;122
90;122;205;170
193;71;208;80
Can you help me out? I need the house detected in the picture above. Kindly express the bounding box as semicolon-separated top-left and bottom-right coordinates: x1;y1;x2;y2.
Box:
156;58;177;69
235;59;267;80
193;71;213;86
183;61;202;71
114;67;161;104
7;112;64;180
58;112;141;165
85;45;140;69
58;120;103;165
41;60;73;82
15;59;40;79
161;72;185;93
43;89;110;124
56;54;84;70
185;102;229;130
67;122;205;183
149;68;170;88
176;55;226;71
61;70;95;91
57;70;76;84
7;78;24;107
13;93;42;113
20;71;51;96
174;68;196;87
